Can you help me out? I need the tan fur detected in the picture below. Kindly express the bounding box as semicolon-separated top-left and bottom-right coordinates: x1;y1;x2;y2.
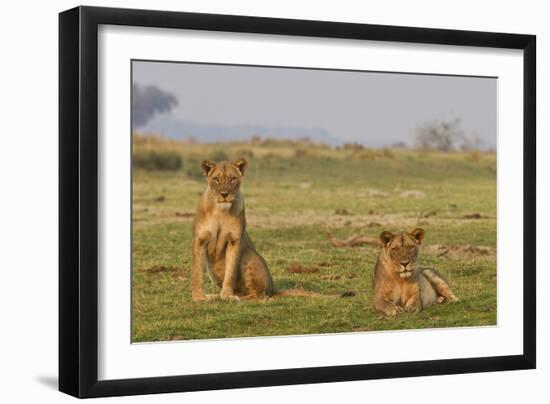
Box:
191;158;274;301
373;228;459;315
191;159;354;302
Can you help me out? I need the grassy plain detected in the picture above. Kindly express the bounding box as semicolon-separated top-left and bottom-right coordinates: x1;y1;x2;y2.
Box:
132;136;497;342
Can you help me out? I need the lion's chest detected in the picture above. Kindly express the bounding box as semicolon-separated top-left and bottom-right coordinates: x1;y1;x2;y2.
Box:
387;284;405;305
198;210;243;284
203;209;241;246
388;279;418;306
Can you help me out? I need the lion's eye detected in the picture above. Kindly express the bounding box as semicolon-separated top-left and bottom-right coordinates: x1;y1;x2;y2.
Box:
230;177;237;183
212;177;220;183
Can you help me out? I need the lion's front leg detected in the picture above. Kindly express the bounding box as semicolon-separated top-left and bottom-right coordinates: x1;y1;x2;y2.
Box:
220;232;241;300
191;231;211;302
374;295;403;316
404;290;423;313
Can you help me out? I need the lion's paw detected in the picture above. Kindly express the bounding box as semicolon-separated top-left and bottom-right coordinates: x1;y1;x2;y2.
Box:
192;294;207;302
220;292;240;302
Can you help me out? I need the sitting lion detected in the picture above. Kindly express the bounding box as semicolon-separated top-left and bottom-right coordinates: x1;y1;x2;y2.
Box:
191;158;274;301
191;158;343;301
373;228;459;315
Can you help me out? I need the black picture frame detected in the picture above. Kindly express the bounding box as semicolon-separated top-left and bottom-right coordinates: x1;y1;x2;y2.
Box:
59;5;536;398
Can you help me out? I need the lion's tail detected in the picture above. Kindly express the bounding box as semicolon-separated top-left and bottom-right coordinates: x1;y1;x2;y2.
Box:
273;289;355;299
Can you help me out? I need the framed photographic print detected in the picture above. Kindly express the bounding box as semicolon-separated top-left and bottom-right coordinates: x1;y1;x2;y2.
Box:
59;6;536;398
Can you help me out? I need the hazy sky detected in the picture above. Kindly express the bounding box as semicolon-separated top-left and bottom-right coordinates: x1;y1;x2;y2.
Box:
133;60;496;148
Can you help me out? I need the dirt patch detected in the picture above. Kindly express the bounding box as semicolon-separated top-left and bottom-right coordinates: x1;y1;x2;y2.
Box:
286;264;319;274
321;273;357;281
175;211;194;218
399;190;426;198
462;213;488;219
334;208;352;216
166;334;186;341
423;244;495;259
321;274;340;281
358;189;390;198
139;265;180;274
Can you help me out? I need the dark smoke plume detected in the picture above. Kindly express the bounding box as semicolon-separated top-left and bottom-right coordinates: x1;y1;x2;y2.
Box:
132;84;178;128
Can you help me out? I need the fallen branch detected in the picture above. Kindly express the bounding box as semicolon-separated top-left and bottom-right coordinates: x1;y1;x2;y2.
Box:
326;233;380;248
320;273;357;281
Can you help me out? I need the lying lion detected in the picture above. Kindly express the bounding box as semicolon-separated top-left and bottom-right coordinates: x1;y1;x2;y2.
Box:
373;228;459;315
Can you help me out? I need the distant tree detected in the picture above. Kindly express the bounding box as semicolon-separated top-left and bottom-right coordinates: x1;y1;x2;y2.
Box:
459;131;485;151
132;84;178;128
415;118;481;151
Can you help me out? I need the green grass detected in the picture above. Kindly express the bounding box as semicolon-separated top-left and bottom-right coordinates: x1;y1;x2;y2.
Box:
131;140;497;342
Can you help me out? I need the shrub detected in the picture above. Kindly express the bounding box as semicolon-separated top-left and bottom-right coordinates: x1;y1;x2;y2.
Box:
186;160;205;180
466;151;481;162
133;150;182;171
343;142;364;152
382;148;395;159
236;149;255;159
348;148;394;160
353;149;377;160
209;150;229;162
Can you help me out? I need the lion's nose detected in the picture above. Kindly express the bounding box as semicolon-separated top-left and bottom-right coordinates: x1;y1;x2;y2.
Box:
400;260;409;267
220;191;229;197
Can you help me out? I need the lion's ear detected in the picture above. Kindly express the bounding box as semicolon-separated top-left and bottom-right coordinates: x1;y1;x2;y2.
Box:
201;160;216;176
411;228;425;244
232;158;248;176
379;231;394;247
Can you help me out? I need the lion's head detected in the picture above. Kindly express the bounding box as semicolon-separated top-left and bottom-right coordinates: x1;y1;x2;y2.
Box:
201;158;248;205
379;228;425;279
